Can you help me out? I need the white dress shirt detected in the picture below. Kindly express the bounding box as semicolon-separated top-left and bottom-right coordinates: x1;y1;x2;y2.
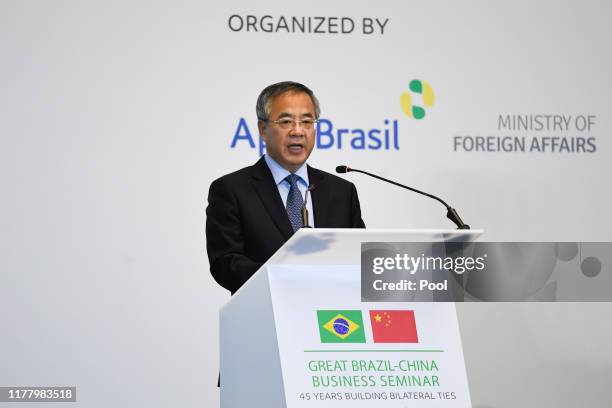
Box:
264;154;315;228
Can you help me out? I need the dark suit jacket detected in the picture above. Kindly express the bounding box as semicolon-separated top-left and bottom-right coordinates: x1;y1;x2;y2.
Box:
206;157;365;294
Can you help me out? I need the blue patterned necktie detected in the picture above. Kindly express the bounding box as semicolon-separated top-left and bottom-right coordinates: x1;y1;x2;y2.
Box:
285;174;304;232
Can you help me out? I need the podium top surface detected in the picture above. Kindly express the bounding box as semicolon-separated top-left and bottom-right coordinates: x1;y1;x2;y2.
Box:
266;228;483;266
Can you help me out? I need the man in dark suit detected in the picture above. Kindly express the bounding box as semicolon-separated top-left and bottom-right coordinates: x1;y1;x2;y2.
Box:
206;81;365;294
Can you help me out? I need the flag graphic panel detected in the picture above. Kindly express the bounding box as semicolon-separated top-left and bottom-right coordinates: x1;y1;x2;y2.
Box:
369;310;418;343
317;310;365;343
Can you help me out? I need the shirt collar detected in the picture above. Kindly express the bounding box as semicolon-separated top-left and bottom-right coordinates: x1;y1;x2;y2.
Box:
264;154;309;187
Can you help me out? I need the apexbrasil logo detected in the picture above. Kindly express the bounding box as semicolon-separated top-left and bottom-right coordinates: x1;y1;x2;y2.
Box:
229;79;434;154
400;79;435;120
317;310;418;343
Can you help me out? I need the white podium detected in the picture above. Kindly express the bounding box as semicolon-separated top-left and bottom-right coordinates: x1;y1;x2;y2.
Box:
220;229;481;408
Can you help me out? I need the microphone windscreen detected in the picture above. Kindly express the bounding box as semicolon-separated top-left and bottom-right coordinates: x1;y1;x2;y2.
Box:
335;165;349;173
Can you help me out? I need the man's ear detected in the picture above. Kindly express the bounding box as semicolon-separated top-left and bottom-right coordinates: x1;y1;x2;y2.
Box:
257;120;268;143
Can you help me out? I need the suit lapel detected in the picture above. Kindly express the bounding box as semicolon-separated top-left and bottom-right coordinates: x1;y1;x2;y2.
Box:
251;158;294;240
308;166;329;227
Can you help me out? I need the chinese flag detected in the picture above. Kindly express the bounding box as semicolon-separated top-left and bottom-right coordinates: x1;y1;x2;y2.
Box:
369;310;418;343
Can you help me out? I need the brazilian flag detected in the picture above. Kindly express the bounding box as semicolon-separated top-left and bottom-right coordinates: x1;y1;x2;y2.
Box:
317;310;366;343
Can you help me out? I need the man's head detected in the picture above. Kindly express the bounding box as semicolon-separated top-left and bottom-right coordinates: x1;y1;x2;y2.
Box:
256;81;320;173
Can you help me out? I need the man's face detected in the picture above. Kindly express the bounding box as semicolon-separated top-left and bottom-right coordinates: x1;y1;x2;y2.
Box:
258;91;316;172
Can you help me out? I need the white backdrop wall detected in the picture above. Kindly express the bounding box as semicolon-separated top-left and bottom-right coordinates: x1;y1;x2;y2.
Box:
1;1;611;407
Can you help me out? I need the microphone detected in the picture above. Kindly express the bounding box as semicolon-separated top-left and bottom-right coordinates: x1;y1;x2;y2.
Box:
336;165;470;230
301;184;316;228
